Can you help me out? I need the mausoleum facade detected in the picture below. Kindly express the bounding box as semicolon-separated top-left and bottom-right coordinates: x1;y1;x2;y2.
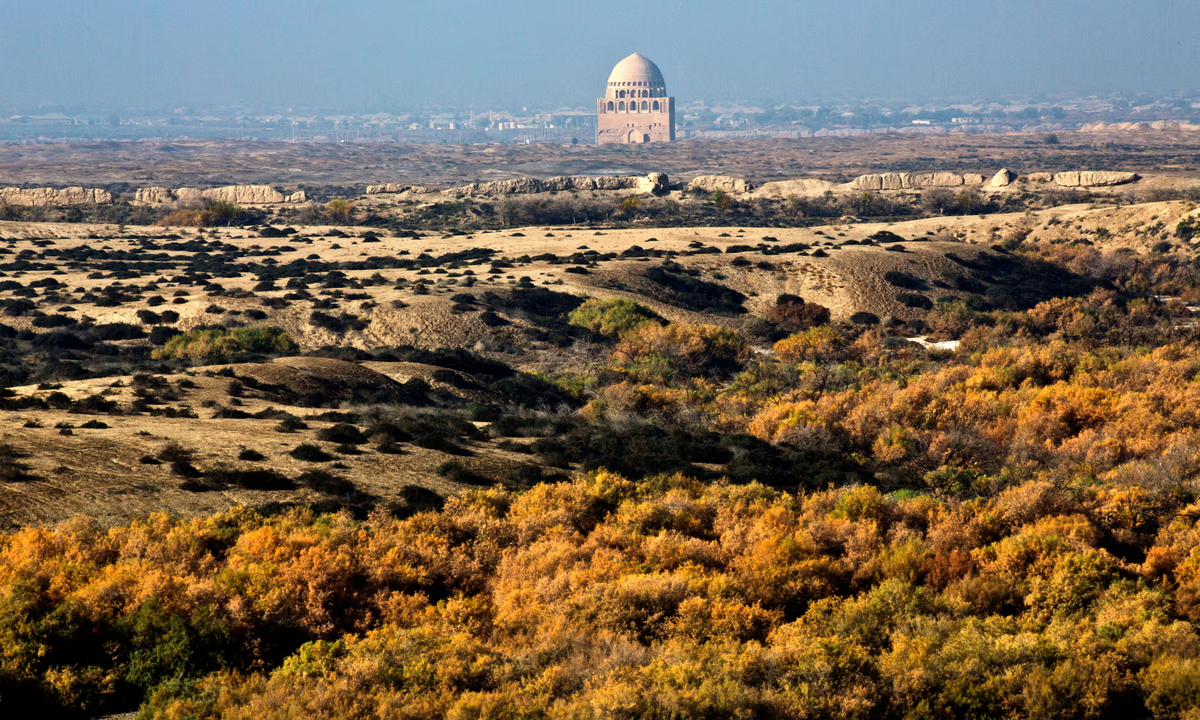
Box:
597;53;675;145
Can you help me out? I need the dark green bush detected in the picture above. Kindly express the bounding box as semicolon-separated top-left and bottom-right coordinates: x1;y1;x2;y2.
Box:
298;469;357;496
316;423;367;445
290;444;332;462
897;293;934;309
884;271;927;290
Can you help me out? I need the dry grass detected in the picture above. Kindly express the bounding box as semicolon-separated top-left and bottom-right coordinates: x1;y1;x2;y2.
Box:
0;199;1195;528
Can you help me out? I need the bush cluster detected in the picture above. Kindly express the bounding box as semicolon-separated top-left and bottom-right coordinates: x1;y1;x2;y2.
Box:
152;326;298;360
2;474;1200;718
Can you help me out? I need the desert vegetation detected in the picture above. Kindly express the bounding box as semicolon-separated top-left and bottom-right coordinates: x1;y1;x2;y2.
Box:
1;178;1200;716
4;470;1200;719
152;326;298;360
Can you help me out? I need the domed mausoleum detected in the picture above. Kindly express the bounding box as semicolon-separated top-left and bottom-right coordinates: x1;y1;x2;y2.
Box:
596;53;675;145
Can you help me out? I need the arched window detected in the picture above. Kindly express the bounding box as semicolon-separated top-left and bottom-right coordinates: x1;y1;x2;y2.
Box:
641;101;648;111
607;101;615;112
642;90;649;98
618;101;626;111
652;101;660;111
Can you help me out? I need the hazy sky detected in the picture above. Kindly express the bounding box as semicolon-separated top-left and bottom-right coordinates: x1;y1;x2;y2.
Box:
3;0;1198;110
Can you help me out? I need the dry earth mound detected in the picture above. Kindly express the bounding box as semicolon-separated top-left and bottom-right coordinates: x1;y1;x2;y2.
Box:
0;201;1195;528
134;185;307;205
364;361;502;404
0;187;113;206
1079;121;1200;133
204;356;416;406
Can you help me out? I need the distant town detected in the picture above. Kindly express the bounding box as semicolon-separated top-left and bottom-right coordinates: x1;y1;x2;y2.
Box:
3;91;1199;145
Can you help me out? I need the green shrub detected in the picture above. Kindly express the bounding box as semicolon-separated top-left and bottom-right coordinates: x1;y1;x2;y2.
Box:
568;298;665;338
152;326;298;360
1175;216;1199;241
116;598;233;693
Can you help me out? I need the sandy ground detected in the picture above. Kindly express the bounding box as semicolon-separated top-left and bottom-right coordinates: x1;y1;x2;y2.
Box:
0;201;1197;528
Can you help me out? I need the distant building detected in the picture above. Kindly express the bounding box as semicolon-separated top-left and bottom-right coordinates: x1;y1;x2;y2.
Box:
596;53;675;145
10;113;74;125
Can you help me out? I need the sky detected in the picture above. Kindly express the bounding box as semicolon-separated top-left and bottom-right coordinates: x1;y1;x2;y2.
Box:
2;0;1198;111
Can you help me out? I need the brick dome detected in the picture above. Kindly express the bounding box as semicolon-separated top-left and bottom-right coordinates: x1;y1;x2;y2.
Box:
607;53;666;87
597;53;675;145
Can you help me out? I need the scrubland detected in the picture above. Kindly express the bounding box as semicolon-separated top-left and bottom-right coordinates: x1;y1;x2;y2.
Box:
3;141;1200;716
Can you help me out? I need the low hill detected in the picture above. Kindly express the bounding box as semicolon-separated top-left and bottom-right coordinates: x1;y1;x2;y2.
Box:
0;202;1196;526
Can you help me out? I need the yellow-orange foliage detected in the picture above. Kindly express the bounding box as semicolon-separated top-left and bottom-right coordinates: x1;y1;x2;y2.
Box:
774;325;843;363
0;474;1196;718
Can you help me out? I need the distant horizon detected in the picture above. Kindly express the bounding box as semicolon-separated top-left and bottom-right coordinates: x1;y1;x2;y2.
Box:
4;87;1198;120
4;1;1197;110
